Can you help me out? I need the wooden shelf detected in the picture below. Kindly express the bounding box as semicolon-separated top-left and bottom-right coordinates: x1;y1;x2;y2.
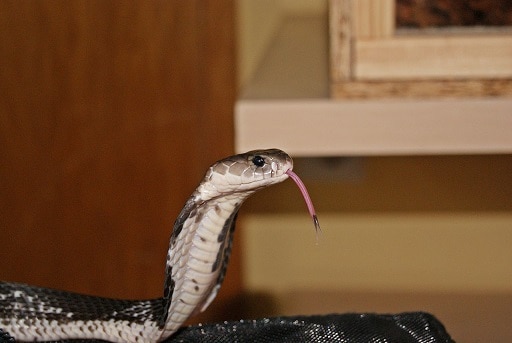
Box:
235;15;512;156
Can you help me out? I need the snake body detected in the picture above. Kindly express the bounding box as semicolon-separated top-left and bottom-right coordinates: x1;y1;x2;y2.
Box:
0;149;302;342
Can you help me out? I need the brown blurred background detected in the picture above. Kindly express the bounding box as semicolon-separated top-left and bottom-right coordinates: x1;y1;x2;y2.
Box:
0;1;238;324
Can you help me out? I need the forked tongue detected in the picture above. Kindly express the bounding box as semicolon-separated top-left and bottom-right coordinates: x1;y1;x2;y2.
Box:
285;170;321;237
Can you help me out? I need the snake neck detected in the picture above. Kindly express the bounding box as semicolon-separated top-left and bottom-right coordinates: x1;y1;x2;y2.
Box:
157;188;253;341
0;150;295;342
0;190;251;343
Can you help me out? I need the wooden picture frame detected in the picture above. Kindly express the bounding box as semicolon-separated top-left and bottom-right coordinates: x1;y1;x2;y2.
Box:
329;0;512;98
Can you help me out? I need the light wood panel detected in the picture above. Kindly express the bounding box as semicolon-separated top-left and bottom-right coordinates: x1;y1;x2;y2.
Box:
355;34;512;80
236;98;512;156
331;78;512;98
351;0;395;39
0;0;237;324
330;0;512;98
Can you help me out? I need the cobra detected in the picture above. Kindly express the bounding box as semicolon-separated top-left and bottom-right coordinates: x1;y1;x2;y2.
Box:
0;149;319;342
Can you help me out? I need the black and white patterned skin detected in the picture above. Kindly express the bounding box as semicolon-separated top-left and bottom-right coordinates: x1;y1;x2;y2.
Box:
0;149;293;342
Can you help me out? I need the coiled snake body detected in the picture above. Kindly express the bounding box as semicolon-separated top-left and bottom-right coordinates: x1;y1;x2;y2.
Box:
0;149;318;342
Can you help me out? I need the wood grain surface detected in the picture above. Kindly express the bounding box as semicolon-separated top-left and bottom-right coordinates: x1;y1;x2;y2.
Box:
0;0;238;324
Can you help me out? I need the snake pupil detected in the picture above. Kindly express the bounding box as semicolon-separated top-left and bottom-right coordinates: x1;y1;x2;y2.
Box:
252;155;265;167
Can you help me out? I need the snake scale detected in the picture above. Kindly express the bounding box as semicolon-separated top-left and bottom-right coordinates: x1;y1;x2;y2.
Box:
0;149;319;342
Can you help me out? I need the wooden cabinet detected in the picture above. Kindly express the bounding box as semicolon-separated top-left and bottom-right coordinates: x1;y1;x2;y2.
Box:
330;0;512;98
0;0;239;325
235;2;512;156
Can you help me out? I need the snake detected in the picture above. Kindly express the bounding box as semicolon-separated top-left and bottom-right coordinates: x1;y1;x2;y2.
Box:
0;149;319;342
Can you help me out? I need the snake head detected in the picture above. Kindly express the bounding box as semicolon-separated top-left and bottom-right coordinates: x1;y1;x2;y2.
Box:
197;149;319;232
198;149;293;200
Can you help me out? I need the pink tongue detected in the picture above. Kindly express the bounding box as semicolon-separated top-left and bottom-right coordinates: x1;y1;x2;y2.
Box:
285;170;321;232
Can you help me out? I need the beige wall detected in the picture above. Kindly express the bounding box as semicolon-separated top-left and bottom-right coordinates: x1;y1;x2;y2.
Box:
236;3;512;340
236;0;327;88
241;155;512;294
243;213;512;293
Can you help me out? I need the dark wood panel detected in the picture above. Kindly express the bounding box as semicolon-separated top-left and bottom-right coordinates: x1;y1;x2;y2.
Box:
246;155;512;213
0;0;238;323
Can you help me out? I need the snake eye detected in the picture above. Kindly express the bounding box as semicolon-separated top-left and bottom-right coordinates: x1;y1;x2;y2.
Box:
252;155;265;167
